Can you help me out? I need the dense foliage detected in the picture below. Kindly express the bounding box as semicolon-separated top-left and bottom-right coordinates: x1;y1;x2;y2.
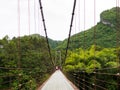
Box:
64;45;119;90
56;7;120;50
57;22;116;50
0;34;54;90
101;8;116;25
62;7;120;90
0;7;120;90
48;39;62;49
64;45;117;72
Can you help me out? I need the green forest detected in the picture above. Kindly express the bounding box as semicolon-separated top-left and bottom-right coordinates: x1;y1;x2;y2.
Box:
56;7;120;50
0;7;120;90
63;7;120;90
64;45;119;90
0;35;54;89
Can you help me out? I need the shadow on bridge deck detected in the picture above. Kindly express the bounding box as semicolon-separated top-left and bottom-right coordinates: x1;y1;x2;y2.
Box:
38;70;79;90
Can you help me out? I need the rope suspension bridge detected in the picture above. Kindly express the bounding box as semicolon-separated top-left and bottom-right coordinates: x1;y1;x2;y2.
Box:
0;0;120;90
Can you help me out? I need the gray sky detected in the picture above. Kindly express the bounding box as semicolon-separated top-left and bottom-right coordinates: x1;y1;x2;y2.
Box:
0;0;117;40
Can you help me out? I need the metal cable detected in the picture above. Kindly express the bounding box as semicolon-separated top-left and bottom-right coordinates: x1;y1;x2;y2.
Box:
34;0;37;33
64;0;77;63
94;84;108;90
93;1;96;89
69;70;119;89
0;80;14;85
83;1;86;89
69;72;93;89
92;72;118;76
17;0;21;69
96;78;119;86
28;0;30;35
38;0;55;66
116;1;120;89
78;80;93;90
0;75;17;78
84;75;119;86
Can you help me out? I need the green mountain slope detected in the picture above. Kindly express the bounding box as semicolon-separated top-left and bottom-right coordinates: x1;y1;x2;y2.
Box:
56;7;120;50
0;34;55;89
25;34;62;49
48;38;62;49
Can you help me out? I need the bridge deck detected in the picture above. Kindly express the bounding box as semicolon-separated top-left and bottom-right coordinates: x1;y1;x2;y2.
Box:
38;70;78;90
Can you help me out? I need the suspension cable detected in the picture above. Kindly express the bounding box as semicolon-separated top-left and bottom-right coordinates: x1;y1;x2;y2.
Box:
28;0;30;35
38;0;55;66
81;0;86;89
18;0;21;69
78;0;81;46
116;0;120;89
64;0;77;62
93;0;96;90
17;0;22;88
34;0;37;33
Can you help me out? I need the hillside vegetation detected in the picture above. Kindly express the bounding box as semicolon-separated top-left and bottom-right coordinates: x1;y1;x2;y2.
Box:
0;7;120;90
0;35;54;89
56;7;120;50
63;7;120;90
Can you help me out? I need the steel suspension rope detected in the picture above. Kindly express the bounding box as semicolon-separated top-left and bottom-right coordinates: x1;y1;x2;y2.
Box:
63;1;77;87
28;0;30;35
73;0;78;86
18;0;21;69
34;0;37;33
17;0;22;89
38;0;55;66
116;0;120;89
64;0;77;62
83;0;86;89
78;0;81;88
37;0;41;34
93;0;96;90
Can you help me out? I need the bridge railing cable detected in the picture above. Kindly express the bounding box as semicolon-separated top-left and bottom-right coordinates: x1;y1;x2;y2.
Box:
66;65;120;90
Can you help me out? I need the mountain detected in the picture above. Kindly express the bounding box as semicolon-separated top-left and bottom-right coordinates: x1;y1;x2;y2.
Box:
48;38;62;49
0;34;55;89
11;7;120;50
56;7;120;50
26;34;62;49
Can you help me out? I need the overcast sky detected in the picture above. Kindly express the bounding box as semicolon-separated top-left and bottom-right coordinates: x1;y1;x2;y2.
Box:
0;0;117;40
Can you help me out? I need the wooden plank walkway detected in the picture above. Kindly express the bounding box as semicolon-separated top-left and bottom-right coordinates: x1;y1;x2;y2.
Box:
38;70;79;90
